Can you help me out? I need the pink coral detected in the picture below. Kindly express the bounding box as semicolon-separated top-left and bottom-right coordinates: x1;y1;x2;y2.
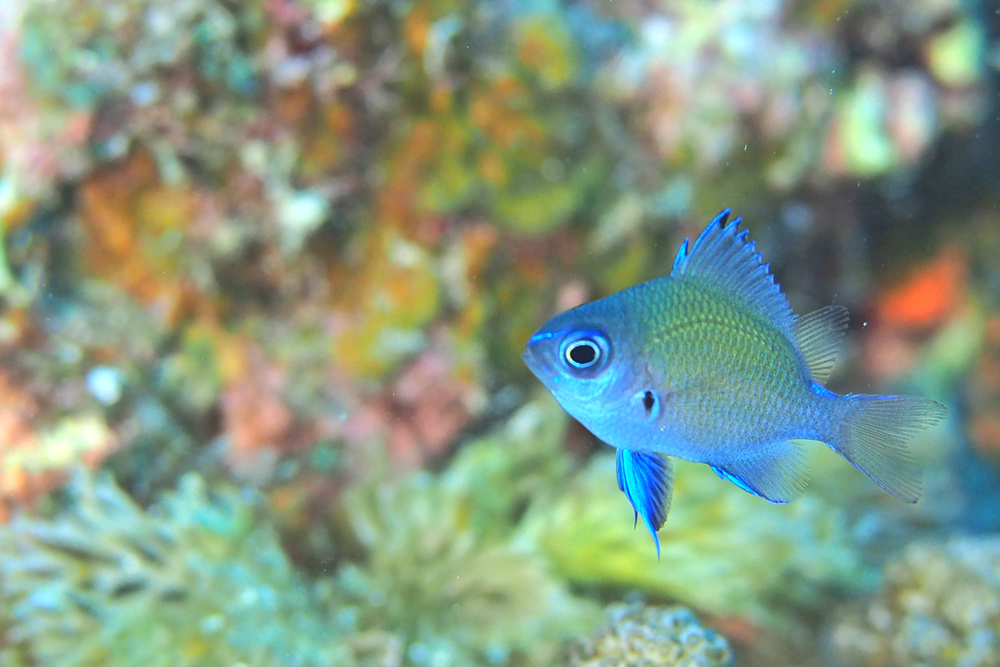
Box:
220;350;296;479
341;333;486;469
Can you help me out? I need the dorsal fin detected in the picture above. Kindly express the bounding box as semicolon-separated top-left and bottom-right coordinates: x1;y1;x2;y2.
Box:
793;305;849;383
671;209;794;331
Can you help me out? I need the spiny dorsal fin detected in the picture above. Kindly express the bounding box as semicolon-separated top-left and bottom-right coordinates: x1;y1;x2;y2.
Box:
671;209;794;331
793;305;849;384
616;448;673;558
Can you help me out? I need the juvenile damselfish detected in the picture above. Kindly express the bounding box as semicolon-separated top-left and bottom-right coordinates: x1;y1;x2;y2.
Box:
522;209;947;557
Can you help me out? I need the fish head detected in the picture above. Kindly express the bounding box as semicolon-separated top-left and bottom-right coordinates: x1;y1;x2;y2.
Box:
523;297;642;430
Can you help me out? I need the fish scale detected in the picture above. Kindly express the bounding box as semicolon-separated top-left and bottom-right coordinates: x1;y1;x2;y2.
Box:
646;283;806;454
523;209;947;557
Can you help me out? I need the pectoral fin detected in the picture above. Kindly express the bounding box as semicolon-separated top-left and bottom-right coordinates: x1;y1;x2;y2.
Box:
615;449;674;558
710;441;809;504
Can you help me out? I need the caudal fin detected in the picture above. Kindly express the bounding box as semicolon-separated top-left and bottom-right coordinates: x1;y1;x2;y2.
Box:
833;395;948;503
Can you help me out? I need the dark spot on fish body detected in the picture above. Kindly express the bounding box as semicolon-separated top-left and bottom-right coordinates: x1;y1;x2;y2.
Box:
634;389;662;421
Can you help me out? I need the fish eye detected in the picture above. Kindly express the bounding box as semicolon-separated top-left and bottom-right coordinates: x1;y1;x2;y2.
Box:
565;339;601;369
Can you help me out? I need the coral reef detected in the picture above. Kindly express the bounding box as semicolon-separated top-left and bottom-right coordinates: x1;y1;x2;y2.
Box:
0;471;366;667
0;0;989;500
8;0;268;192
830;537;1000;667
566;601;733;667
0;0;993;664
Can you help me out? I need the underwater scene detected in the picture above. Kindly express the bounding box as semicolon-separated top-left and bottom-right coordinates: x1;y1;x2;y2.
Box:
0;0;998;665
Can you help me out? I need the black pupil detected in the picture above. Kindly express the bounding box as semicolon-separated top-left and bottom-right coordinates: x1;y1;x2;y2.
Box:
569;342;597;366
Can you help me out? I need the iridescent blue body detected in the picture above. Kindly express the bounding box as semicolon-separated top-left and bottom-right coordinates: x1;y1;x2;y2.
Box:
522;210;947;556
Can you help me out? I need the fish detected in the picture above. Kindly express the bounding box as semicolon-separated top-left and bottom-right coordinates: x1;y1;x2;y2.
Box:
522;209;948;557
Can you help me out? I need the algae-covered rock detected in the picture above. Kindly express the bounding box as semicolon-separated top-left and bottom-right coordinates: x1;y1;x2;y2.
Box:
520;450;865;626
0;471;361;667
830;537;1000;667
566;602;733;667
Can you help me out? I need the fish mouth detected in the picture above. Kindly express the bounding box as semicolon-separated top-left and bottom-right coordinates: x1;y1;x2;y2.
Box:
521;348;552;380
523;326;571;382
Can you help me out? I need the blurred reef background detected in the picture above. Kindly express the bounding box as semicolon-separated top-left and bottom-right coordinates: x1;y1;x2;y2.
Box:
0;0;998;665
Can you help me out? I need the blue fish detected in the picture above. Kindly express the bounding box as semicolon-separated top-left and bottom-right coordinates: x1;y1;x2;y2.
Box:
522;210;948;556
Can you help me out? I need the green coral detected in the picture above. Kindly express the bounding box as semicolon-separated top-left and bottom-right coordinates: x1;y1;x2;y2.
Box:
440;394;574;537
831;537;1000;667
0;472;363;667
566;602;733;667
520;449;866;626
0;398;594;667
335;396;598;666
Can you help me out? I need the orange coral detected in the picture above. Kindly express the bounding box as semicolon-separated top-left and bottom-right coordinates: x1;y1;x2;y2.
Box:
329;228;440;378
514;14;578;90
470;74;546;153
0;369;117;519
403;3;433;55
299;102;355;177
78;149;201;323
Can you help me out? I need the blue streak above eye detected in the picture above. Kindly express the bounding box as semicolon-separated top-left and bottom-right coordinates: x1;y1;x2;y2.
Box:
529;327;572;344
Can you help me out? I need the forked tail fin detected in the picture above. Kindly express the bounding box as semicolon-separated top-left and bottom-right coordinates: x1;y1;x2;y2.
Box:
832;395;948;503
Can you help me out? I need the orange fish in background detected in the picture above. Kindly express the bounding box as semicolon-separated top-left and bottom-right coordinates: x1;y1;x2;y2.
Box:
876;245;967;332
865;245;968;383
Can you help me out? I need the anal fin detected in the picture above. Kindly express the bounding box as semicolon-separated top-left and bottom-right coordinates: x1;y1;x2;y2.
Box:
711;441;809;504
615;449;673;558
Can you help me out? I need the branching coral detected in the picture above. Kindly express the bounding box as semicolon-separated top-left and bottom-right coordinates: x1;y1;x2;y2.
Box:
0;471;362;667
566;602;733;667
